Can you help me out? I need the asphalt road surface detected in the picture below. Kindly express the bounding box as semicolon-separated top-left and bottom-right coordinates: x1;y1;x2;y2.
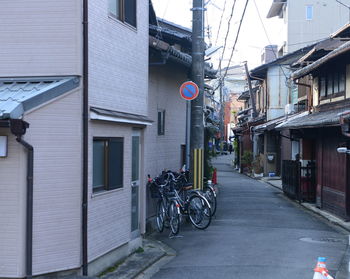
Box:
151;155;348;279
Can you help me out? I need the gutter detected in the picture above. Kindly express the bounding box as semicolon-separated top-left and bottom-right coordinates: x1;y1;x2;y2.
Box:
82;0;89;275
9;120;33;279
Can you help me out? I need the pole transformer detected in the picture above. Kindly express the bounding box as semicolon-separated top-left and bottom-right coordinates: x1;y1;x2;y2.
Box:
190;0;205;189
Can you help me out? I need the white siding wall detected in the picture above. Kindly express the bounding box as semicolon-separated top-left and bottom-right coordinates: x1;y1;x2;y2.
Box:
145;63;187;218
287;0;348;53
0;0;82;77
23;89;82;275
88;122;132;261
267;66;290;120
0;130;26;278
88;0;149;116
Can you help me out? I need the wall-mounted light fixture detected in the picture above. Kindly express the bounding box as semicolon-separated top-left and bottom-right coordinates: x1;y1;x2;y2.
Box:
0;136;8;157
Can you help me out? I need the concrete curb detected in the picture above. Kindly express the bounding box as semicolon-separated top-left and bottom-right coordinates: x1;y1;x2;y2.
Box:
100;237;176;279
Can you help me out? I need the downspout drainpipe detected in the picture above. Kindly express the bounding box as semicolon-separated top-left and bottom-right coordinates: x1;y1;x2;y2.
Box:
16;137;34;279
82;0;89;276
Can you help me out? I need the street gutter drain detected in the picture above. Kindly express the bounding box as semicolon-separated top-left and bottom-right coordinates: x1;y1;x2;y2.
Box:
299;237;345;244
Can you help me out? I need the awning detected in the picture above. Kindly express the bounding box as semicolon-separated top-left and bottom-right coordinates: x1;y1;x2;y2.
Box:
90;107;153;126
0;76;80;119
275;108;347;130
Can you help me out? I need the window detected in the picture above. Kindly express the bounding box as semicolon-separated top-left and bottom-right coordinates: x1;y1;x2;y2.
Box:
318;69;345;99
93;138;124;192
306;5;313;20
108;0;137;28
158;110;165;135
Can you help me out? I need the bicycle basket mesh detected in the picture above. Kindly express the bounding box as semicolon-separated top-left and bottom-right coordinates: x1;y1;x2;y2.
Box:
149;182;161;198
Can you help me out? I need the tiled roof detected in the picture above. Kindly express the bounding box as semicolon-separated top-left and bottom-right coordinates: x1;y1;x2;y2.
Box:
275;108;347;129
0;77;80;119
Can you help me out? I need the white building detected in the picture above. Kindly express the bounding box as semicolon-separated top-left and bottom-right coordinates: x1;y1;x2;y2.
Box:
0;0;150;278
267;0;349;54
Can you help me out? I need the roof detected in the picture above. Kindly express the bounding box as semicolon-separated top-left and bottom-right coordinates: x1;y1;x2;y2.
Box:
237;87;258;101
90;107;153;126
275;108;348;130
0;77;80;119
253;115;286;133
331;23;350;39
294;38;346;66
267;0;286;18
250;45;314;79
292;40;350;79
149;36;217;79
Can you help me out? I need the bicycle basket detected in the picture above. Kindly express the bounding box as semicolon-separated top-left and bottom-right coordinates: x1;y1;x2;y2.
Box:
149;182;161;198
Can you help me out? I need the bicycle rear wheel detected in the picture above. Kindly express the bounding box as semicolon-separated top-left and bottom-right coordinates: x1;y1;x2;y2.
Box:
156;200;165;233
188;195;212;230
168;200;180;235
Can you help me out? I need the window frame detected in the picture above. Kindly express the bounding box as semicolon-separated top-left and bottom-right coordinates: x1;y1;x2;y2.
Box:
108;0;137;29
93;137;124;193
157;110;165;136
306;5;313;20
318;68;346;100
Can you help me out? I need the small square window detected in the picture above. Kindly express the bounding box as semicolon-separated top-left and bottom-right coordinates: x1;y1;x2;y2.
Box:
158;110;165;135
93;138;124;192
108;0;137;28
306;5;313;20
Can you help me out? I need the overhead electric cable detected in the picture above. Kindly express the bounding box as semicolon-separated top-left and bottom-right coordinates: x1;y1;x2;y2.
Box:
214;0;227;46
252;0;289;81
223;0;250;79
218;0;237;72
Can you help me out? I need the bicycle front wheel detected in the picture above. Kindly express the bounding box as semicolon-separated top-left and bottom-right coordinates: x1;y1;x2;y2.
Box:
168;200;180;235
188;195;212;230
204;186;217;216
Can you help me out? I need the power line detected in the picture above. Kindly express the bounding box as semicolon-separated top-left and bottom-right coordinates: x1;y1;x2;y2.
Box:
252;0;289;81
214;0;227;46
223;0;250;80
218;0;237;72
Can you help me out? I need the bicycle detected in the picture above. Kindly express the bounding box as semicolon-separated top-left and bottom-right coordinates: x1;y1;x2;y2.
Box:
148;174;181;235
165;171;212;230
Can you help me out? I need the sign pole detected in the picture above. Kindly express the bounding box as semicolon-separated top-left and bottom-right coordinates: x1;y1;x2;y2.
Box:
191;0;205;189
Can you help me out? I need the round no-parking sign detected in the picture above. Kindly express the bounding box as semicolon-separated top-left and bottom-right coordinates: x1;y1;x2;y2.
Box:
179;81;199;101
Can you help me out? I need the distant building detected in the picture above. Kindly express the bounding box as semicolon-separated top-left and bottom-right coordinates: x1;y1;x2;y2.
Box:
267;0;349;55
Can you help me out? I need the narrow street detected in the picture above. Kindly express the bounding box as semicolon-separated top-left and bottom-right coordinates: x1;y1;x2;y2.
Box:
152;155;348;279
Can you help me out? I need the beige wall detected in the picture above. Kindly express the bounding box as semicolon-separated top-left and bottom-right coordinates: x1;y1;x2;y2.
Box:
88;121;135;262
0;88;82;277
24;88;82;275
88;0;149;116
0;0;82;77
0;130;26;278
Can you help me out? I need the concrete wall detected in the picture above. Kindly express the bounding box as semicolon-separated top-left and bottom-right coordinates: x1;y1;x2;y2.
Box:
88;0;149;116
145;62;187;220
0;0;82;77
287;0;348;52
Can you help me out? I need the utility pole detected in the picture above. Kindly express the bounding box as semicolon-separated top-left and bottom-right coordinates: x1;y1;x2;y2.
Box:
219;71;224;154
244;62;257;118
191;0;205;189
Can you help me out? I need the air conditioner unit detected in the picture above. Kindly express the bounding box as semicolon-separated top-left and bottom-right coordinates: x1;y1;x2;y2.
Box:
285;103;295;115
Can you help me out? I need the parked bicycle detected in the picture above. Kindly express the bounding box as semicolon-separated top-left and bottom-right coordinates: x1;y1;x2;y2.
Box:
147;174;180;235
165;171;212;230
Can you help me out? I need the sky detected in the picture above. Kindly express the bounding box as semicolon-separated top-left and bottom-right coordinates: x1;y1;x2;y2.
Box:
151;0;284;70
